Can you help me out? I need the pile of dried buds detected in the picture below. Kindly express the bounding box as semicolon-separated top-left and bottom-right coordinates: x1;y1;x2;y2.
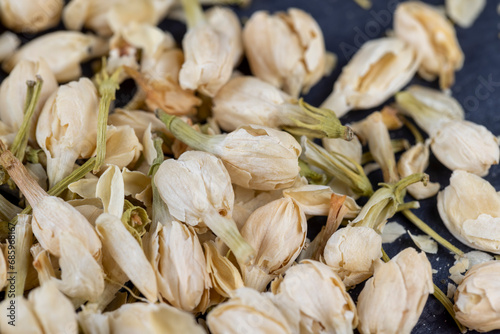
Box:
0;0;497;333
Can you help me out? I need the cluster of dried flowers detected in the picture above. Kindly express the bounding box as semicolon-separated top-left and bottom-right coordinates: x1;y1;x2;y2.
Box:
0;0;497;333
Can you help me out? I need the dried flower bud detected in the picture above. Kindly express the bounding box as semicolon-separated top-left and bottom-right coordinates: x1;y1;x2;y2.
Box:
243;8;327;97
3;32;107;83
213;76;351;139
36;78;98;187
357;247;434;334
239;198;307;291
272;260;358;333
396;86;464;136
398;140;440;199
29;281;79;334
154;151;254;264
150;221;211;311
454;260;500;332
437;170;500;254
179;0;241;97
206;6;243;66
158;112;302;191
96;213;158;302
108;109;169;140
63;0;173;36
446;0;486;28
321;37;419;117
394;1;464;89
283;184;360;218
430;120;499;176
207;287;295;334
324;226;382;288
0;0;63;33
0;59;58;142
0;297;42;334
106;302;206;333
351;111;399;183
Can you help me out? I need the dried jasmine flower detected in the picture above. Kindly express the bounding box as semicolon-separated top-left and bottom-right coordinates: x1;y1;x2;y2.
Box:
321;37;419;117
446;0;486;28
437;170;500;254
157;112;302;191
3;31;107;83
454;261;500;332
394;1;464;89
243;8;328;97
239;198;307;291
357;247;434;334
213;76;352;139
0;0;63;33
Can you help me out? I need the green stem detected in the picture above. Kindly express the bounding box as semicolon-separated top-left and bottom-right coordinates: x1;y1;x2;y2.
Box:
402;210;464;257
433;284;467;333
93;62;121;173
180;0;205;30
399;115;424;144
156;110;221;153
396;201;420;212
11;77;43;161
298;159;328;185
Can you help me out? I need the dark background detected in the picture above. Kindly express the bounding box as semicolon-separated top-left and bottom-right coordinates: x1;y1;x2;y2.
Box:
1;0;499;333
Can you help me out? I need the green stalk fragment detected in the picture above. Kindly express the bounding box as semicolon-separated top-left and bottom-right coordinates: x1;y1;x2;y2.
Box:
93;60;122;173
10;77;43;161
180;0;205;30
402;209;464;257
283;99;354;140
301;137;373;197
156;110;222;153
399;114;424;144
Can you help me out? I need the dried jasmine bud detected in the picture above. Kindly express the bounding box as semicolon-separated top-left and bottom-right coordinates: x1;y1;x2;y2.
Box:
357;247;434;334
239;198;307;291
396;85;464;136
271;260;358;333
150;220;211;312
0;0;63;33
321;37;419;117
207;288;295;334
0;32;20;62
213;76;352;139
454;261;500;332
243;8;328;97
3;31;108;83
430;120;499;177
36;78;99;187
157;112;302;191
178;0;242;97
154;151;255;264
394;1;464;89
438;170;500;254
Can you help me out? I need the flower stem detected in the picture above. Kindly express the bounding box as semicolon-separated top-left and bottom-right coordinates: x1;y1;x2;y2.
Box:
402;210;464;257
156;110;220;153
180;0;205;30
10;76;43;161
298;159;328;185
93;61;121;173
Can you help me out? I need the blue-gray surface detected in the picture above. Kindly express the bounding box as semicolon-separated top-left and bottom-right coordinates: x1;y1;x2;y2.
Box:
1;0;499;333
